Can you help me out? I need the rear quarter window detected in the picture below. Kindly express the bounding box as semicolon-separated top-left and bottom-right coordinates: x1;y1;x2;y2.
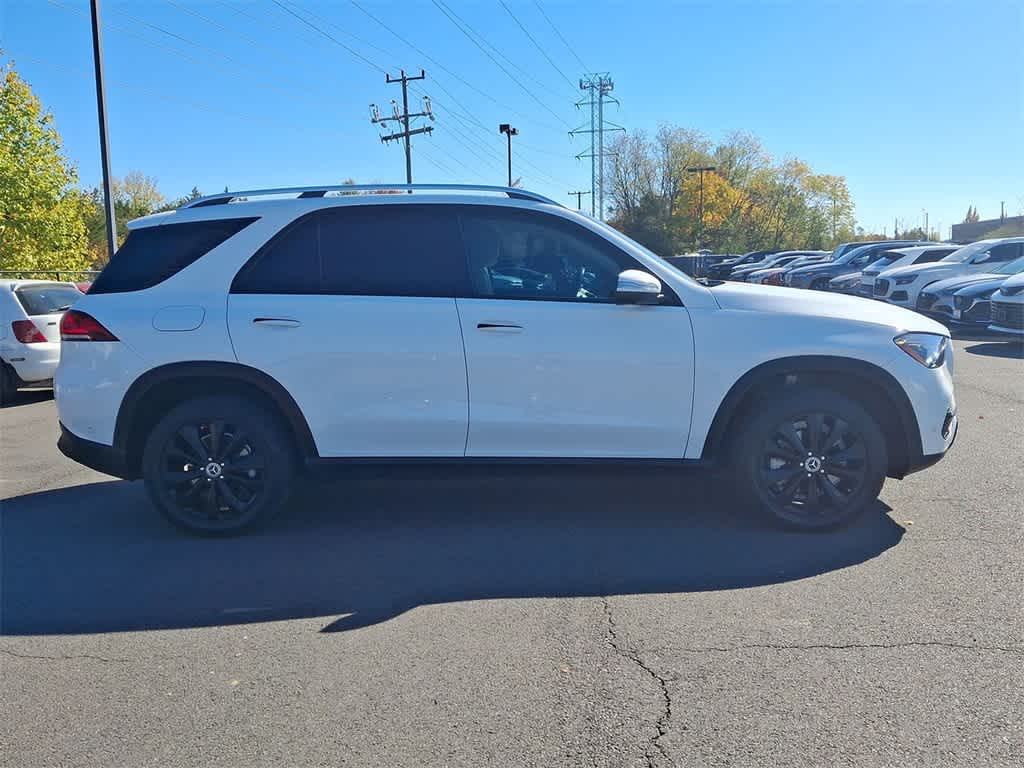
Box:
89;217;258;294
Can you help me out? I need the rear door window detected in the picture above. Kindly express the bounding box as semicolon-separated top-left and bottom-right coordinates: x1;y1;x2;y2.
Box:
89;217;258;294
14;284;83;315
232;204;467;297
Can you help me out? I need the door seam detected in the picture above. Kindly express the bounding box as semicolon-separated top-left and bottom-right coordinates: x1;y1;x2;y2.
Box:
453;298;472;456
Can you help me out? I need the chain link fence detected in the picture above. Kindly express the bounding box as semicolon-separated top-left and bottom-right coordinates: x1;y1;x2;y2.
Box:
0;270;101;283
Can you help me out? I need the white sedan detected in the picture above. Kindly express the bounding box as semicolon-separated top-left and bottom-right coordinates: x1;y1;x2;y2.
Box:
1;280;84;403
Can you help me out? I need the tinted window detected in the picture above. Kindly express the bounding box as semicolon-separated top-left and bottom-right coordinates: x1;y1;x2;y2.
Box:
460;207;641;302
914;248;954;264
850;247;884;268
978;243;1022;264
320;206;466;296
233;205;466;297
232;216;320;293
14;284;83;315
90;217;257;294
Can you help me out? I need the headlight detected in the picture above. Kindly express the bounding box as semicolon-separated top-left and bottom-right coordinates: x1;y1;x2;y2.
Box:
832;275;859;288
894;333;949;368
895;275;918;285
954;295;971;310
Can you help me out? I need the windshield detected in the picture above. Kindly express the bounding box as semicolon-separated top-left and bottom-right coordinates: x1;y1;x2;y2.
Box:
940;240;995;263
869;256;896;270
14;284;83;315
995;254;1024;274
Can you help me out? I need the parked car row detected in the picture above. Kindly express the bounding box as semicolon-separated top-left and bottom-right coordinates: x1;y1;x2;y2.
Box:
714;238;1024;335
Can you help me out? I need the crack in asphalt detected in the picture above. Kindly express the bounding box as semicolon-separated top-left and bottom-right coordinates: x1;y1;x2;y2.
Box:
0;647;130;663
601;597;672;768
660;640;1024;655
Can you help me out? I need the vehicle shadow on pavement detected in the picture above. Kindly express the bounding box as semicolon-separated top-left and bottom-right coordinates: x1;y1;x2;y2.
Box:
0;390;53;409
0;468;904;636
962;341;1024;359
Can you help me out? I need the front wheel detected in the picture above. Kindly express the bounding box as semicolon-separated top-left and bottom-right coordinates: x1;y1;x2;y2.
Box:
142;395;295;535
731;387;888;531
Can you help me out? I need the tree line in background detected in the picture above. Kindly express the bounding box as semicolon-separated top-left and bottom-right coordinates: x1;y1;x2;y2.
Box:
1;60;203;274
4;58;1020;275
605;127;858;255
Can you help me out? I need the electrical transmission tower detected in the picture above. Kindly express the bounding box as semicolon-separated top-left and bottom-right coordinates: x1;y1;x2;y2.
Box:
370;69;435;184
569;73;624;220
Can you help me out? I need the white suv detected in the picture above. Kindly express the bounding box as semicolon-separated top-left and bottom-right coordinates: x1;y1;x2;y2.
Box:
55;184;958;534
873;238;1024;306
1;280;83;403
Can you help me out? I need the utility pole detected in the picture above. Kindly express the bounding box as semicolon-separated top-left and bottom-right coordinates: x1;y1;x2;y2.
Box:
922;209;928;239
1001;201;1006;221
570;73;624;220
499;124;518;187
686;166;716;251
894;217;899;238
568;191;591;210
370;70;434;184
89;0;117;260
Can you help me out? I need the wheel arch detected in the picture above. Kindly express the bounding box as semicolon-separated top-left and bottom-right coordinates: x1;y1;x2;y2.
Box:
114;361;317;478
701;355;923;479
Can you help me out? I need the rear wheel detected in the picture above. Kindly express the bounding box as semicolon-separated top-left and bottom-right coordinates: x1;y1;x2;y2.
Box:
142;395;295;535
731;387;888;531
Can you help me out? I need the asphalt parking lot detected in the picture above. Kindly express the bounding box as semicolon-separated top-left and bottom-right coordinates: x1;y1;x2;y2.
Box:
1;337;1022;767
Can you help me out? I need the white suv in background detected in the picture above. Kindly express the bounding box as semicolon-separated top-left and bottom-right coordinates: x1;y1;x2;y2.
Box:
873;238;1024;306
989;272;1024;335
1;280;83;403
857;244;958;297
56;184;957;535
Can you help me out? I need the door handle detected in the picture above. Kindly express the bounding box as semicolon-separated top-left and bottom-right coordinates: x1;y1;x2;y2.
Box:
252;317;302;328
477;322;522;332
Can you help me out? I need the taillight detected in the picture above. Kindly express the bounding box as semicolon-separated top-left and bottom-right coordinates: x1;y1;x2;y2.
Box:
60;310;119;342
12;320;48;344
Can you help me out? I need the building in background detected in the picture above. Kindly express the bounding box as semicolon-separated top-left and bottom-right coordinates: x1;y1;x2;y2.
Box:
952;215;1024;242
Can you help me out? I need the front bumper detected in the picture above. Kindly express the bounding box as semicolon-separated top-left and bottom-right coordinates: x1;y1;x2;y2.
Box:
58;423;133;479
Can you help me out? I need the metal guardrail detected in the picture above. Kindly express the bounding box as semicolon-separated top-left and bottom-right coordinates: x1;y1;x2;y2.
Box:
0;270;101;283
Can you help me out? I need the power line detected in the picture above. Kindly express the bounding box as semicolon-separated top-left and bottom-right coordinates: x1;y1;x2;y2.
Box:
269;0;386;73
350;0;562;133
47;0;329;110
429;0;570;129
498;0;578;94
532;0;588;73
433;0;571;104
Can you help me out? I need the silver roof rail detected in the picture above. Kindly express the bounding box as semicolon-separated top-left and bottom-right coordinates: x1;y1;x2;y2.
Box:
180;183;563;210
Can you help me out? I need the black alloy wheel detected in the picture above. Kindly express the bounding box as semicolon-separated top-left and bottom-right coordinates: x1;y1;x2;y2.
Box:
732;387;888;531
142;395;294;534
158;419;265;525
757;411;867;526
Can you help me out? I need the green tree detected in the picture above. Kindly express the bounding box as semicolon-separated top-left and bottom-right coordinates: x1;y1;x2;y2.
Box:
0;60;89;273
606;127;857;254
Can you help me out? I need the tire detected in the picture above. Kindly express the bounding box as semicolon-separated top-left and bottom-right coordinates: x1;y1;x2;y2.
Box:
0;363;18;406
142;395;296;535
730;387;888;531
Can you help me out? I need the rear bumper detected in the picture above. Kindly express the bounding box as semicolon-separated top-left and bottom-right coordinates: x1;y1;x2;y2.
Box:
1;342;60;383
57;423;133;479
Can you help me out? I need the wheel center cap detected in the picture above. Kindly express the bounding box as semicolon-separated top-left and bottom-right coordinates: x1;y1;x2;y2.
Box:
804;456;822;473
204;462;223;479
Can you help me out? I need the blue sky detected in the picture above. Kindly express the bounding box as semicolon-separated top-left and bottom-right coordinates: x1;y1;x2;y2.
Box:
3;0;1022;237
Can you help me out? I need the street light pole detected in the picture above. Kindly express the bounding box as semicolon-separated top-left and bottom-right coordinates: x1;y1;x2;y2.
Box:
499;123;518;187
686;166;716;251
89;0;117;260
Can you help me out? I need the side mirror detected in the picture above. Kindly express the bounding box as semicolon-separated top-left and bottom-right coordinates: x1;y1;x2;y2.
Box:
974;251;991;264
615;269;663;305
